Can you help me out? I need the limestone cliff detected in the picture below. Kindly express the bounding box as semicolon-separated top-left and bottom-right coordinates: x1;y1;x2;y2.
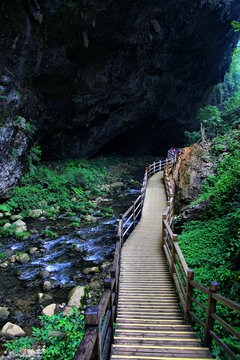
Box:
0;0;240;197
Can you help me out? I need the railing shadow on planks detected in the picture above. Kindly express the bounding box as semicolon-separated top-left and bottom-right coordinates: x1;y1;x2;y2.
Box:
73;159;240;360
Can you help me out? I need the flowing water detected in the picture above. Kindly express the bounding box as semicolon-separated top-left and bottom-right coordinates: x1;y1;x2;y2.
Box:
0;187;140;345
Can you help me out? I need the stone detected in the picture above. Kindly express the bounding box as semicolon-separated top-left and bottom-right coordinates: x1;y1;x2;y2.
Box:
17;253;30;264
29;247;38;254
3;223;11;229
83;266;100;275
40;270;50;279
63;306;73;316
0;307;10;321
13;220;27;233
10;215;22;221
28;209;43;218
111;182;124;191
42;303;56;316
71;197;77;202
4;212;11;217
0;212;3;219
1;322;25;338
83;215;97;223
0;262;8;268
89;280;101;289
67;286;85;308
10;256;16;263
38;293;53;302
19;348;36;357
100;184;111;192
43;281;52;291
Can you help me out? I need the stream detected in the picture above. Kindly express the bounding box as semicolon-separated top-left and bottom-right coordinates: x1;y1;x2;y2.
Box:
0;185;141;350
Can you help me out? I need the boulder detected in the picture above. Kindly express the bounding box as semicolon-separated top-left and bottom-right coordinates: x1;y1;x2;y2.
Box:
17;253;30;264
1;322;25;338
4;212;11;217
43;281;52;291
111;182;124;191
40;270;50;279
29;247;38;254
28;209;43;218
3;223;11;229
0;212;3;219
13;219;27;233
63;306;73;316
100;184;111;193
38;293;53;302
19;348;36;357
0;262;8;268
10;215;22;221
67;286;85;308
42;303;56;316
0;307;10;321
83;266;99;275
83;215;97;223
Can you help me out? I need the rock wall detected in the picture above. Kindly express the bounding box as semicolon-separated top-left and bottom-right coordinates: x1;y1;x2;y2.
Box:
169;142;214;213
0;0;240;197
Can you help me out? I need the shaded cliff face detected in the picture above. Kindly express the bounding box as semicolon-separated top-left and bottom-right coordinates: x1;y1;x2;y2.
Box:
0;0;240;196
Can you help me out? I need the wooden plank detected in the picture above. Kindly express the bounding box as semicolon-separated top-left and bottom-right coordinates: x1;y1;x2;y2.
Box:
73;327;98;360
212;293;240;313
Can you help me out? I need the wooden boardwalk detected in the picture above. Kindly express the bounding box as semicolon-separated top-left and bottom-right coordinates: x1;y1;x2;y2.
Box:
111;172;212;360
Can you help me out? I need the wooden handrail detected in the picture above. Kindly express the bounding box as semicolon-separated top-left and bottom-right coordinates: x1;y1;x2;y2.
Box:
162;159;240;360
75;156;240;360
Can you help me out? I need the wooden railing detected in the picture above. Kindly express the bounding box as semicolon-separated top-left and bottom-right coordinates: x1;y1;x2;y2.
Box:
74;159;169;360
162;162;240;360
74;158;240;360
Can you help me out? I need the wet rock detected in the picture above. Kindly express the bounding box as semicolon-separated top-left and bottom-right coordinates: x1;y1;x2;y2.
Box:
83;215;97;223
83;267;100;275
101;261;111;270
63;306;73;316
43;281;52;291
0;307;10;321
71;197;77;202
17;253;30;264
42;303;56;316
1;322;25;338
0;262;8;268
4;212;11;217
0;213;3;219
89;280;101;289
28;209;43;218
67;286;85;308
3;223;11;229
13;220;27;233
19;348;37;357
38;293;53;302
10;215;22;221
29;247;38;254
111;182;124;191
100;184;111;193
30;229;39;235
10;256;16;263
40;270;50;279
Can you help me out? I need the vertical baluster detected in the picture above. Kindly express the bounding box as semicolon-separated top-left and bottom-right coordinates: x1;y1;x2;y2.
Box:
170;234;178;277
185;269;194;323
161;213;167;247
203;281;219;348
132;201;136;228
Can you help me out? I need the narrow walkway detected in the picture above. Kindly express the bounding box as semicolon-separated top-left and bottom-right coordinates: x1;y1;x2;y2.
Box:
111;172;211;360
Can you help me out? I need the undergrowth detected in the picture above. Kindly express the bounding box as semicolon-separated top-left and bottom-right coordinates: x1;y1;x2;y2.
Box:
177;129;240;359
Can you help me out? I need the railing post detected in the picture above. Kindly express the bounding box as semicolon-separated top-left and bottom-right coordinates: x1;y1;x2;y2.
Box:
170;234;178;277
203;281;219;348
85;306;101;360
132;201;136;228
185;269;194;323
161;213;167;247
119;215;123;247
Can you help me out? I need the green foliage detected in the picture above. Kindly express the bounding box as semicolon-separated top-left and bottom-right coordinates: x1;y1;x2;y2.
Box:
42;230;58;239
2;153;108;217
184;131;201;146
178;129;240;358
4;308;84;360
